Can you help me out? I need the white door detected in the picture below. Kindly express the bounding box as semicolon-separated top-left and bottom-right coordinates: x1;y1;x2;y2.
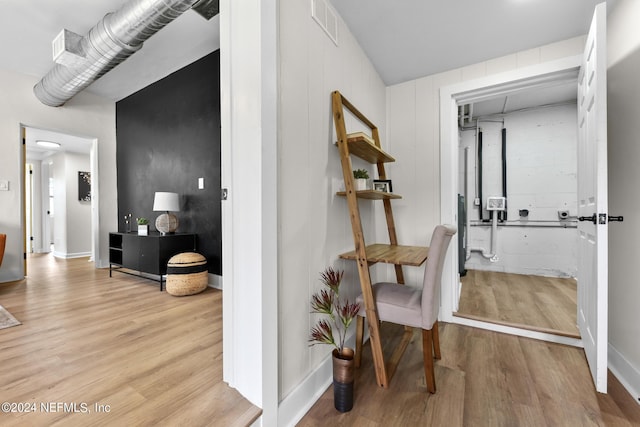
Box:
577;2;608;394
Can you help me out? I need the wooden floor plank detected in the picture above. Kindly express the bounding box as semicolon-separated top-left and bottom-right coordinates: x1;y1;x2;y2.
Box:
298;322;640;426
457;270;579;336
0;254;261;427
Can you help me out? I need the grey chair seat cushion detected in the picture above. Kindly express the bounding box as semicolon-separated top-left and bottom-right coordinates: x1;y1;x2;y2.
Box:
356;282;423;329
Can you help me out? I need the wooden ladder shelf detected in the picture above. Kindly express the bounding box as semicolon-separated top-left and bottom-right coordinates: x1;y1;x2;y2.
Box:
332;90;429;388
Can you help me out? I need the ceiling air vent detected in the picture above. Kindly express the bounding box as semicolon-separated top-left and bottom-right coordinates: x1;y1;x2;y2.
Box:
311;0;338;45
52;29;86;68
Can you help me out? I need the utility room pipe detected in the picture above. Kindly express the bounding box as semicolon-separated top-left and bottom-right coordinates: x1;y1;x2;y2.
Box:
467;213;499;262
501;127;508;221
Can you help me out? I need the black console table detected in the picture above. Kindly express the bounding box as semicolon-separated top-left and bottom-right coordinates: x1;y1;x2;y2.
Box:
109;232;197;291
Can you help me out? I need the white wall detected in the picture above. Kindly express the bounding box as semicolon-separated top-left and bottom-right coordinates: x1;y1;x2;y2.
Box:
461;105;578;277
64;153;91;257
0;68;116;283
277;0;386;423
49;152;92;258
606;0;640;403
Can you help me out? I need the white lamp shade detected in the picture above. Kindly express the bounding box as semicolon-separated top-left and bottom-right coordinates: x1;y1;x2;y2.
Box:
153;192;180;212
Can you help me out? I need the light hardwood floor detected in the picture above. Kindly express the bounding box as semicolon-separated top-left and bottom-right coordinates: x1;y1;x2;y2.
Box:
0;254;261;427
298;321;640;426
456;270;579;337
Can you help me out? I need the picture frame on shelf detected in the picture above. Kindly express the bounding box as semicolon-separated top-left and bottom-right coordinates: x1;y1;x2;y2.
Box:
373;179;392;193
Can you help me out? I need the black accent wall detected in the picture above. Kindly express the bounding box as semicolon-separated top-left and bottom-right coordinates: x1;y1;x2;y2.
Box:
116;51;221;275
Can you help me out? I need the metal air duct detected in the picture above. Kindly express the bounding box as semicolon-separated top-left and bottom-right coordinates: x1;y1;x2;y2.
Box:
34;0;218;107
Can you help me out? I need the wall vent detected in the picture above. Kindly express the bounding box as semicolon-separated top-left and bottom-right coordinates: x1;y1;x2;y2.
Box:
311;0;338;45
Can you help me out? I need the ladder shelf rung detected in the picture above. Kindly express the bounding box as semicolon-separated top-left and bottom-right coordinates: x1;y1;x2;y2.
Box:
336;190;402;200
335;132;395;164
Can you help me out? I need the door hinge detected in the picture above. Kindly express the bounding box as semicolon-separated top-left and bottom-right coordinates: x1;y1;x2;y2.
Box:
221;188;228;201
599;213;607;224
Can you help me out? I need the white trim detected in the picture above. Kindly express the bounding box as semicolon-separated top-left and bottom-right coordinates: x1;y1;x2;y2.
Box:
207;273;222;290
219;0;279;422
608;343;640;405
52;251;92;259
219;0;234;390
90;138;101;267
450;316;584;347
278;353;333;427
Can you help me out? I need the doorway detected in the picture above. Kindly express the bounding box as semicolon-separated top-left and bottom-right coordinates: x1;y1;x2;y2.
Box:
22;125;99;272
454;87;580;337
439;56;585;348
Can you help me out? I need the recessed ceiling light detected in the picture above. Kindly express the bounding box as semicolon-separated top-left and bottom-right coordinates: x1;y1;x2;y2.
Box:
36;140;61;148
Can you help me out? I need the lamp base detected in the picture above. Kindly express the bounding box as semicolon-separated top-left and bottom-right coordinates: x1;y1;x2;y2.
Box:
155;212;179;235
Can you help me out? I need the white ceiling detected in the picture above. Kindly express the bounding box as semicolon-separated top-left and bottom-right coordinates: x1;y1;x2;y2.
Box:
470;77;579;119
0;1;617;103
0;0;618;138
328;0;617;85
25;127;94;162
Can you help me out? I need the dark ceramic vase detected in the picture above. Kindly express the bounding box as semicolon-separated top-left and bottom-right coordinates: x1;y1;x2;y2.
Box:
332;347;355;412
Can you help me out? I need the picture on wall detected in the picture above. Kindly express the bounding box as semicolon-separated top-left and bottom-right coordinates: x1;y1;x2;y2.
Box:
78;171;91;202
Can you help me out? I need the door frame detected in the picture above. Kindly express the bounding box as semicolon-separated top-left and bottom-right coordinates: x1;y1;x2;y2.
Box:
439;56;584;347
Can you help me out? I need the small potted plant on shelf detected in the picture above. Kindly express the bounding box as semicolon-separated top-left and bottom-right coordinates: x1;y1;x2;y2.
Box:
137;217;149;236
309;267;361;413
352;168;369;191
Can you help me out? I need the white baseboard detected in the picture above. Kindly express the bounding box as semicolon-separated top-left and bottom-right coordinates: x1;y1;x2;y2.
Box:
52;251;91;259
208;273;222;290
278;352;333;427
608;343;640;405
278;334;358;426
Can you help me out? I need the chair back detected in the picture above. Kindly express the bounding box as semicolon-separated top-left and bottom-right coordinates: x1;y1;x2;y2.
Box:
421;225;456;329
0;233;6;268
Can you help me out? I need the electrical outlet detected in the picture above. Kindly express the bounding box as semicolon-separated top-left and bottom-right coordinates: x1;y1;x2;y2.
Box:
474;198;480;206
0;180;8;191
198;177;204;190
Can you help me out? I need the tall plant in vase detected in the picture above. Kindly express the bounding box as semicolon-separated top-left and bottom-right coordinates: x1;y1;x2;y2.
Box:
309;267;360;412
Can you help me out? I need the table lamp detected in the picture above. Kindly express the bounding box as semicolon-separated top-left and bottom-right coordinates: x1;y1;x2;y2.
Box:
153;191;180;235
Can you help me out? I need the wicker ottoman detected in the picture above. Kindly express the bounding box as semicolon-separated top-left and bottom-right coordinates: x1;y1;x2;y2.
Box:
166;252;208;296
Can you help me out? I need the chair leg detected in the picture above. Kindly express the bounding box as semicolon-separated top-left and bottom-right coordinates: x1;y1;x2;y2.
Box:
432;320;441;360
422;328;436;393
355;315;364;368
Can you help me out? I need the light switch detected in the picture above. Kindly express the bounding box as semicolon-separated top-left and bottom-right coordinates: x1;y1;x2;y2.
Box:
198;177;204;190
0;180;8;191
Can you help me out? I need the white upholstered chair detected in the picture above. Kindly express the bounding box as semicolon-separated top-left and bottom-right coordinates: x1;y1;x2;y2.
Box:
355;224;457;393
